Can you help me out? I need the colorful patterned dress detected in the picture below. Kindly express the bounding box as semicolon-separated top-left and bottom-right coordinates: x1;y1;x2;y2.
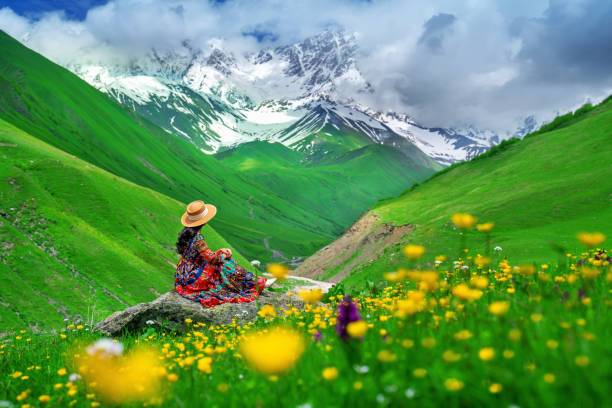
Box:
175;233;266;307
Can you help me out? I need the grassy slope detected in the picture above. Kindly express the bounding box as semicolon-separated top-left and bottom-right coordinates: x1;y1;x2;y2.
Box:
0;119;251;331
0;31;342;262
0;31;436;263
339;98;612;289
215;141;435;229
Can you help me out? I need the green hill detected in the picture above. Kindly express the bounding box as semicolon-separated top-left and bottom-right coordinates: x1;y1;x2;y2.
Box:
296;97;612;289
0;119;251;331
0;30;437;263
215;141;435;231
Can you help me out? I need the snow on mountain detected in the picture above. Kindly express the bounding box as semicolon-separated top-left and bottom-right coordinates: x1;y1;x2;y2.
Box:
64;30;523;165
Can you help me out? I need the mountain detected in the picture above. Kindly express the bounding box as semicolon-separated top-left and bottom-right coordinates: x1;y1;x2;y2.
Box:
0;30;437;265
294;97;612;288
0;118;251;330
64;30;513;165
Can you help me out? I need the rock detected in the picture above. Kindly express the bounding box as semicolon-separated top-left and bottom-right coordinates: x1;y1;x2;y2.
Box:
94;290;305;337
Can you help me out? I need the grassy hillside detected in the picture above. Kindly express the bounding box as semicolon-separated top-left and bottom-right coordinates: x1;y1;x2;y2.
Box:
0;30;436;263
298;97;612;289
215;141;434;231
0;119;252;331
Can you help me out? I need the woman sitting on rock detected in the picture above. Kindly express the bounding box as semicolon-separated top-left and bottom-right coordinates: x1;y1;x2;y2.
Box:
175;200;266;307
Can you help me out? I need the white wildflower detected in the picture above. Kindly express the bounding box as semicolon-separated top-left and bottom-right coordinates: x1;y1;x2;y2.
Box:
405;388;415;398
69;373;82;382
86;338;123;358
353;365;370;373
385;385;398;393
494;246;503;252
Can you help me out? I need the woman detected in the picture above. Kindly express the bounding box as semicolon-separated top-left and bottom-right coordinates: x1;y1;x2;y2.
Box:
175;200;266;307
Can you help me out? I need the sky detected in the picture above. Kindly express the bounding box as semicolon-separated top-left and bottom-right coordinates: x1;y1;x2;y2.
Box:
0;0;611;132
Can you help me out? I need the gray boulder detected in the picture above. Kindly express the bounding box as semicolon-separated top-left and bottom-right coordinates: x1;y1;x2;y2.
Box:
94;290;305;336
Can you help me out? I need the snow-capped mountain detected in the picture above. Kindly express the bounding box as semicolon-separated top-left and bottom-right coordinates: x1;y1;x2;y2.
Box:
64;30;521;165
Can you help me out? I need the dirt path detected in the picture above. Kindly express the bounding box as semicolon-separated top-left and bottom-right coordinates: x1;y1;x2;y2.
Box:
293;212;412;282
263;236;305;267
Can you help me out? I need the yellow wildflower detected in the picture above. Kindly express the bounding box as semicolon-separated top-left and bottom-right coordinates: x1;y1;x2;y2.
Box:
297;289;323;304
476;222;494;232
508;329;522;341
267;264;289;280
197;357;212;374
444;378;464;391
543;373;555;383
452;284;483;301
403;245;426;260
580;266;601;279
38;395;51;403
322;367;338;381
488;301;510;316
479;347;495;361
421;337;436;348
451;213;477;229
402;339;415;348
454;330;473;340
346;320;368;339
470;276;489;289
258;304;277;319
240;327;305;374
489;383;502;393
576;232;606;247
546;340;559;349
442;350;461;363
531;313;543;323
575;355;590;367
377;350;397;363
384;269;406;282
57;368;67;376
413;368;427;378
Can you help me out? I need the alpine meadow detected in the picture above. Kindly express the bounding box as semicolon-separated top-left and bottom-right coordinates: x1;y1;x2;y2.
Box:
0;2;611;408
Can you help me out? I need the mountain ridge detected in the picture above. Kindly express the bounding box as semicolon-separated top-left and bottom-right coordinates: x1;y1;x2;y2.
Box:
294;96;612;287
0;30;437;264
55;29;532;165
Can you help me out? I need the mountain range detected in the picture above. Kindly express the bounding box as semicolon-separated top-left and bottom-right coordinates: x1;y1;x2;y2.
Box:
62;30;537;166
0;30;438;267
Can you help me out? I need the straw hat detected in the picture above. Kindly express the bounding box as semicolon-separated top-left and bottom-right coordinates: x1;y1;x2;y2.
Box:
181;200;217;227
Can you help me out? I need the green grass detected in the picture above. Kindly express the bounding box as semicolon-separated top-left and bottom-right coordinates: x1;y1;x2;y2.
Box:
0;247;609;407
0;30;437;264
215;141;435;230
0;119;251;331
334;97;612;289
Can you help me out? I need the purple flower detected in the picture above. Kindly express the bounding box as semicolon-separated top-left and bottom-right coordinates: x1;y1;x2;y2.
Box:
560;291;569;303
336;295;362;341
578;288;587;299
313;330;323;343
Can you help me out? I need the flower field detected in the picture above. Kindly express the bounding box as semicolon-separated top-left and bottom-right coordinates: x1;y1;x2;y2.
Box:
1;219;610;407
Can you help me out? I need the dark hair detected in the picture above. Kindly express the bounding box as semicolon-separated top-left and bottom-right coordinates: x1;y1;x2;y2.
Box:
176;226;203;255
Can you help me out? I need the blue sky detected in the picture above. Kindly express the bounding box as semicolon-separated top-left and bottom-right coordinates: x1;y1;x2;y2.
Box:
0;0;611;131
0;0;109;20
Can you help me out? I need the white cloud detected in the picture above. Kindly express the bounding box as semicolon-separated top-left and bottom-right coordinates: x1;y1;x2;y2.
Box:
0;0;611;133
